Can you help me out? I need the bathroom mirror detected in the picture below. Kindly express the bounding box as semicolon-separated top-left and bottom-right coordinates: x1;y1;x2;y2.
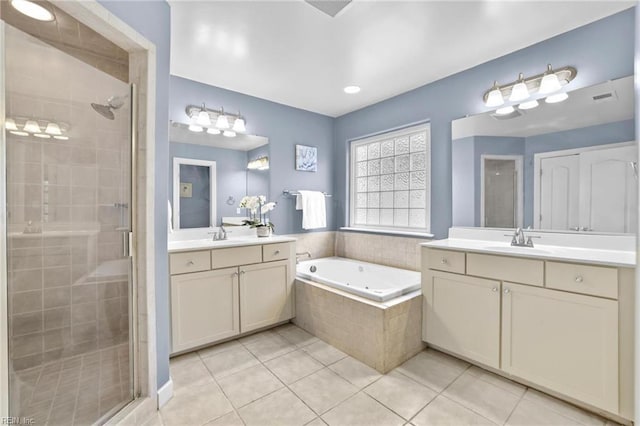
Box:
451;75;636;234
169;122;270;227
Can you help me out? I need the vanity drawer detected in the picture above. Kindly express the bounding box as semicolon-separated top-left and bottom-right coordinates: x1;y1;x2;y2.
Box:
212;245;262;269
170;250;211;275
467;253;543;287
427;249;466;274
263;242;291;262
546;261;618;299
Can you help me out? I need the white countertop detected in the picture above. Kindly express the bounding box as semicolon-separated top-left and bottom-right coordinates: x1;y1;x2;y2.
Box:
168;235;297;253
422;238;635;267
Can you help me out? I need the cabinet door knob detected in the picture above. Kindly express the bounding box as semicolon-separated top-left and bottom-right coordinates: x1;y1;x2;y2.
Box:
491;287;498;292
504;288;511;294
232;272;238;277
187;261;194;266
240;270;245;275
440;258;448;265
575;275;584;283
274;250;280;255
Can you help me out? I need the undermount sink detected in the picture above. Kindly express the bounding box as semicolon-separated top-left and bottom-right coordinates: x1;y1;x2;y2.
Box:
483;245;552;255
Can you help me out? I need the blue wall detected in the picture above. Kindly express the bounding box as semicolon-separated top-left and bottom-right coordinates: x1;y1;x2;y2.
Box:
97;0;172;389
170;143;249;225
334;8;635;238
170;76;335;235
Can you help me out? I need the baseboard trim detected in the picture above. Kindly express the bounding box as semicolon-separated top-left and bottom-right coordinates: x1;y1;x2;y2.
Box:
157;378;173;409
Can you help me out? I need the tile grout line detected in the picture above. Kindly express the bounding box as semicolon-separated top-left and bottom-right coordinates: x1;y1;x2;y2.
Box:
502;385;528;425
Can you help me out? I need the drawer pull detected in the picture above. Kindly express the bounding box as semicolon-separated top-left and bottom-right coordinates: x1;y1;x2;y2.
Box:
274;250;281;255
187;261;195;266
491;287;498;292
440;258;448;265
575;275;584;283
504;288;511;294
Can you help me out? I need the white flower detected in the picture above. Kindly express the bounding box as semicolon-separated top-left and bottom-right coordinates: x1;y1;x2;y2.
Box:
258;195;266;203
261;202;276;214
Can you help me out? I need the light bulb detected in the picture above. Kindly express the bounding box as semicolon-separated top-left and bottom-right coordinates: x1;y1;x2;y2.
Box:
485;87;504;107
232;117;246;133
44;122;62;135
206;128;221;135
11;0;54;21
196;109;211;126
519;100;539;110
23;120;41;133
223;130;236;137
34;133;51;139
188;124;203;132
545;93;569;104
538;64;562;94
509;74;529;102
216;114;230;129
495;106;515;115
5;118;18;131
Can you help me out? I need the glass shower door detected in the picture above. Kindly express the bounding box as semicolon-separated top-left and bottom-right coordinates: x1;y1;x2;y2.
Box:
3;23;134;425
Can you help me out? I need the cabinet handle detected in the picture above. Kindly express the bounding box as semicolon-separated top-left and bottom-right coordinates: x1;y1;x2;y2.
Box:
232;272;238;277
187;261;194;266
575;275;584;283
240;270;245;275
274;250;280;255
440;258;448;265
504;288;511;294
491;287;498;292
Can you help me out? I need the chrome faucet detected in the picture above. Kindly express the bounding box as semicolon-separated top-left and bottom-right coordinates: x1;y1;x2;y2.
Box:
506;227;539;248
209;226;228;241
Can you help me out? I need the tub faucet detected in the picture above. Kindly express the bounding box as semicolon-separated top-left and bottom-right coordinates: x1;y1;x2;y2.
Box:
296;251;312;264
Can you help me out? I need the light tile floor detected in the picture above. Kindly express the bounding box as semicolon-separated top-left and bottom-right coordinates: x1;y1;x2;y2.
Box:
158;324;620;426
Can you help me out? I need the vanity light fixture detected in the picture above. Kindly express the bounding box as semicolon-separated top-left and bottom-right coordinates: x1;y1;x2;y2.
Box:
23;120;41;133
519;100;539;110
44;122;62;135
483;64;577;109
6;117;70;139
33;133;51;139
495;105;515;115
5;118;18;131
247;156;269;170
53;135;69;140
11;0;55;22
509;73;530;102
185;104;248;137
545;92;569;104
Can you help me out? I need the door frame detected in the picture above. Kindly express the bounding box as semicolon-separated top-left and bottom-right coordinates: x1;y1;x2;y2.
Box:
533;141;635;229
0;2;159;421
480;154;523;228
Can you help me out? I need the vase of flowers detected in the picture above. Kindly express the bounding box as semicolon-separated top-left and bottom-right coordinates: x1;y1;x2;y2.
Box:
239;195;276;237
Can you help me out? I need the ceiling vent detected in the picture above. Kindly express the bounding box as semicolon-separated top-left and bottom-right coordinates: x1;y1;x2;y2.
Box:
305;0;352;17
592;90;618;104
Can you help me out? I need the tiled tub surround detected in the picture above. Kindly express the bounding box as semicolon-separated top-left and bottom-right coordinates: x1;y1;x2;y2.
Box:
335;230;431;271
293;278;424;373
159;323;616;426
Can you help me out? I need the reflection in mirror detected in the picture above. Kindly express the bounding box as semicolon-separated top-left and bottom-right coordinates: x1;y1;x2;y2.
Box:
169;122;269;228
173;158;216;229
452;75;636;234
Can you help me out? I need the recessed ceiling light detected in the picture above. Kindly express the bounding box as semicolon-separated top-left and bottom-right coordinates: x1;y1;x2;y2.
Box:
343;86;361;94
11;0;55;22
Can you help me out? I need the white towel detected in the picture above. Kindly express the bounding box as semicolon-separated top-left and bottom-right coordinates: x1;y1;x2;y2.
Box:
296;190;327;230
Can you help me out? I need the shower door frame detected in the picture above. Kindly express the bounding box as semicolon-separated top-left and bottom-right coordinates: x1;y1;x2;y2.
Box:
479;154;524;229
0;2;159;421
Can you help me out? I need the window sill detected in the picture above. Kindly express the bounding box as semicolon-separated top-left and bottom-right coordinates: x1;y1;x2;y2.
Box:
339;227;434;239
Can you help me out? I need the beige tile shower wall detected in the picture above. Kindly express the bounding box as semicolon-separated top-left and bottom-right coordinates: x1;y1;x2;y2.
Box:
335;231;432;271
284;231;336;259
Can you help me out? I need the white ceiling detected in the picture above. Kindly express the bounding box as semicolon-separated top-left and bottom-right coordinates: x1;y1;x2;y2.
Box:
169;1;634;117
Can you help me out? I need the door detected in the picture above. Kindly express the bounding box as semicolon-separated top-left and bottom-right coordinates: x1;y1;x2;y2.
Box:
579;144;637;233
240;260;292;333
171;268;240;353
3;24;135;424
501;282;618;412
423;271;501;368
539;155;579;230
482;158;521;228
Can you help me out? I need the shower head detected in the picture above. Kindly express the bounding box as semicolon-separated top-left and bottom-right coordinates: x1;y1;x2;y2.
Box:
91;95;127;120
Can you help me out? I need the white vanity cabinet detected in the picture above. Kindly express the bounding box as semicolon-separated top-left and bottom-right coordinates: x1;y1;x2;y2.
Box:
170;241;295;354
422;247;634;420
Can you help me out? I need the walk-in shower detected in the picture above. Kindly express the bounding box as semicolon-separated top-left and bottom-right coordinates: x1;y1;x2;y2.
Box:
1;7;136;425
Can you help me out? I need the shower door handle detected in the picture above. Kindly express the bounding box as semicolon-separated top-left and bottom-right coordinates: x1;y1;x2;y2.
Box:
123;231;133;257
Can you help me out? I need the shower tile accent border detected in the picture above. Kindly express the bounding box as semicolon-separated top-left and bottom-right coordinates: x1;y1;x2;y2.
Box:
294;279;425;373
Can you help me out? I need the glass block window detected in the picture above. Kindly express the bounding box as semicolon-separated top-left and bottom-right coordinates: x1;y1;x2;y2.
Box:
350;123;431;232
